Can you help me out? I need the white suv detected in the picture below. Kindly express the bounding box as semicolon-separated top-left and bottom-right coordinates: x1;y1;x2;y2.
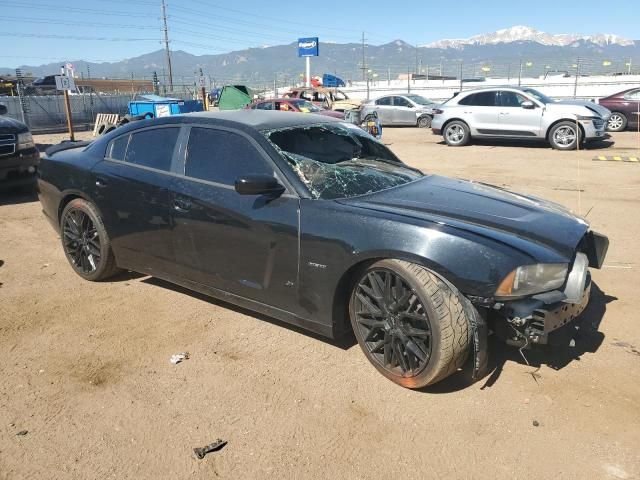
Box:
431;87;611;150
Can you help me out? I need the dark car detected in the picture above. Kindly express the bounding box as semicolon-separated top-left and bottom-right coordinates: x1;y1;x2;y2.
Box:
0;104;39;190
37;111;608;389
246;98;345;119
597;88;640;132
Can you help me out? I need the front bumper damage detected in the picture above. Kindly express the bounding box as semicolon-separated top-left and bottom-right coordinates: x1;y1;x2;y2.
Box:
492;230;608;348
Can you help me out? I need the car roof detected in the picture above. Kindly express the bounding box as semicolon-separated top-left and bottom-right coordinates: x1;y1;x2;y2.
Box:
181;110;339;129
460;85;526;93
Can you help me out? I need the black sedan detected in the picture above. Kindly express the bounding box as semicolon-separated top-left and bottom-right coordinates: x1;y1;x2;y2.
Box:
37;111;608;389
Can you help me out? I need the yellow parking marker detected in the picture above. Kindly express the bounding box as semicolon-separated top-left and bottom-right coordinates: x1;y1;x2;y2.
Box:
592;155;640;163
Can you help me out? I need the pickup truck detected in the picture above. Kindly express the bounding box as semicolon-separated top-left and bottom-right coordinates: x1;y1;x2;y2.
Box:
0;104;39;190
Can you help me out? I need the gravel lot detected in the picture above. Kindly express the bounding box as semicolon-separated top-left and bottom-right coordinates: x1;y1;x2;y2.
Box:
1;128;639;479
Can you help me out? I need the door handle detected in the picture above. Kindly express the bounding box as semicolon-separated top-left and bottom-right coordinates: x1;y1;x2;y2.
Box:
95;176;108;188
173;197;192;212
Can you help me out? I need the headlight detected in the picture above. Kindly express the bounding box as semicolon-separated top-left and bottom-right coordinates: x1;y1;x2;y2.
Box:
495;263;568;298
576;115;597;125
17;132;34;150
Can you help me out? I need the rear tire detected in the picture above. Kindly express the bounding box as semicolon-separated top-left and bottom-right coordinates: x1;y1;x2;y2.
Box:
549;121;581;150
443;120;471;146
60;198;121;281
417;115;432;128
349;259;472;389
607;112;627;132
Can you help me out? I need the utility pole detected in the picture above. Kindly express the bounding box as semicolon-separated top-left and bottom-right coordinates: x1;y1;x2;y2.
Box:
415;45;418;80
573;57;581;99
161;0;173;92
360;32;367;81
518;60;523;87
459;61;463;92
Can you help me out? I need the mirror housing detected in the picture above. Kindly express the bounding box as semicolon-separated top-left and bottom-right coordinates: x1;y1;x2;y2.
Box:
235;174;285;196
521;101;535;109
0;104;7;115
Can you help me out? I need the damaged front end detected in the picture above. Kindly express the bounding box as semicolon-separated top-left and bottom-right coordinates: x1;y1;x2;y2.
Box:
487;231;608;349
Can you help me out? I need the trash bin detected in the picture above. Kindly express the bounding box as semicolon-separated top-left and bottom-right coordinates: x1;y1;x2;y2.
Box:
128;94;203;118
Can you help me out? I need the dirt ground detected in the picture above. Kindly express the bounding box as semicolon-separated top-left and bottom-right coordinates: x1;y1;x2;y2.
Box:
1;128;639;480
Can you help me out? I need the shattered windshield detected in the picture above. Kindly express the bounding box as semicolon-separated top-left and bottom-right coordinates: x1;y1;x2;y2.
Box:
263;123;423;200
290;99;322;112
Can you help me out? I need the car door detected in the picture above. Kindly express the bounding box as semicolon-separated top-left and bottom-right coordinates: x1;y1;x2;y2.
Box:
498;91;542;136
372;96;394;124
457;91;501;135
392;96;416;125
90;125;182;275
169;126;300;310
622;89;640;127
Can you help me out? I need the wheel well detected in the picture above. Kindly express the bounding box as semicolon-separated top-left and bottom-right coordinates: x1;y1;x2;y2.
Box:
546;119;585;141
331;258;381;336
58;194;83;224
441;118;468;132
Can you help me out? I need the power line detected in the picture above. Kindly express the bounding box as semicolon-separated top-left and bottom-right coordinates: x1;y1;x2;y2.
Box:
2;1;150;17
0;32;157;42
0;16;157;29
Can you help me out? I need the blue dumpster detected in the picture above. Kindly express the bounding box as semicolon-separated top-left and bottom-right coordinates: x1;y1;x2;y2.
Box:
128;94;203;118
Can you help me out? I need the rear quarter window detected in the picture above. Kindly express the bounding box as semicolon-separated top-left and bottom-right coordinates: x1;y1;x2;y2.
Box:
106;135;129;161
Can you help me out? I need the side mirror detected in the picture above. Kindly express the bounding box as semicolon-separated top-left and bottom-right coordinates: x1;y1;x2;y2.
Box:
235;174;285;196
521;101;535;109
0;104;7;115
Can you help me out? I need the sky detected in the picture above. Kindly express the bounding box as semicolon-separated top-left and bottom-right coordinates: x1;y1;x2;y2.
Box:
1;0;638;68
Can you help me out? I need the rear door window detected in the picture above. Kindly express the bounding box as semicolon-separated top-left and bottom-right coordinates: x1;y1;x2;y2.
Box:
624;89;640;101
184;127;274;185
375;96;392;106
459;91;498;106
125;127;180;171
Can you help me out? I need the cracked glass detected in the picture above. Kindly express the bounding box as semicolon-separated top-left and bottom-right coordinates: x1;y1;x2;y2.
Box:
263;123;423;200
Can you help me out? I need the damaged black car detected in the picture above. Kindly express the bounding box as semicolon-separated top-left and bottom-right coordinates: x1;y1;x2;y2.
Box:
37;111;608;389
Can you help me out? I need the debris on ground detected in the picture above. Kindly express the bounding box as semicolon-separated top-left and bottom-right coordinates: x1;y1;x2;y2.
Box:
532;420;540;427
16;430;28;436
169;352;189;364
193;439;227;459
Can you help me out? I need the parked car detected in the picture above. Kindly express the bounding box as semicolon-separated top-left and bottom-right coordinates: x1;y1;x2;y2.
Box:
431;86;611;150
360;94;438;128
0;103;39;190
38;111;608;389
246;98;344;119
595;88;640;132
283;87;360;112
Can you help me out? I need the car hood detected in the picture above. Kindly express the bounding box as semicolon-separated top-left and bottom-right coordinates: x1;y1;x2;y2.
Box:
548;100;611;118
0;116;29;135
337;175;589;259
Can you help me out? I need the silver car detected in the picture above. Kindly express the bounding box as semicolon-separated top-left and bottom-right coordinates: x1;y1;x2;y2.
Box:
360;94;438;128
431;87;611;150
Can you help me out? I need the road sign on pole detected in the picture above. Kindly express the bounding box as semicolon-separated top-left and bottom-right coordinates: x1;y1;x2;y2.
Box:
55;75;76;92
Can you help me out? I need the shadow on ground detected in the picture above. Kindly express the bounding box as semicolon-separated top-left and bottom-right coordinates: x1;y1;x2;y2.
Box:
0;188;38;206
141;276;357;351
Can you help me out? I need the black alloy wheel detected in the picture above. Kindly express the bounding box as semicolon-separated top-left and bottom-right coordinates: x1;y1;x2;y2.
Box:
60;198;120;281
63;208;101;275
352;269;432;377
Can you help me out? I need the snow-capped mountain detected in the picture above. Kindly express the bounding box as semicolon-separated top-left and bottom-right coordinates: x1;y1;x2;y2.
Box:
424;25;635;49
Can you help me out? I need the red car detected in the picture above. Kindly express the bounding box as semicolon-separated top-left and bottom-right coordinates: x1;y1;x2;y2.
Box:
245;98;344;119
596;88;640;132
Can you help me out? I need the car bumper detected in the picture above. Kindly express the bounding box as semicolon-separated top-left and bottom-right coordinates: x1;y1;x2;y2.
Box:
0;148;39;189
582;121;607;140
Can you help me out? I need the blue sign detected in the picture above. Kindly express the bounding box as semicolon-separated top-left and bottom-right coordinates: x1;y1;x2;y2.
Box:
298;37;319;57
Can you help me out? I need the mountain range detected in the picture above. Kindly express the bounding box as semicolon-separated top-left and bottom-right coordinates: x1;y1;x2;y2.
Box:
2;26;638;85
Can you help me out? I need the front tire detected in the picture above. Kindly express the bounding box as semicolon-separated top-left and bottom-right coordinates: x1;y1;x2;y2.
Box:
443;120;471;146
549;121;581;150
60;198;120;281
349;259;472;389
607;112;627;132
